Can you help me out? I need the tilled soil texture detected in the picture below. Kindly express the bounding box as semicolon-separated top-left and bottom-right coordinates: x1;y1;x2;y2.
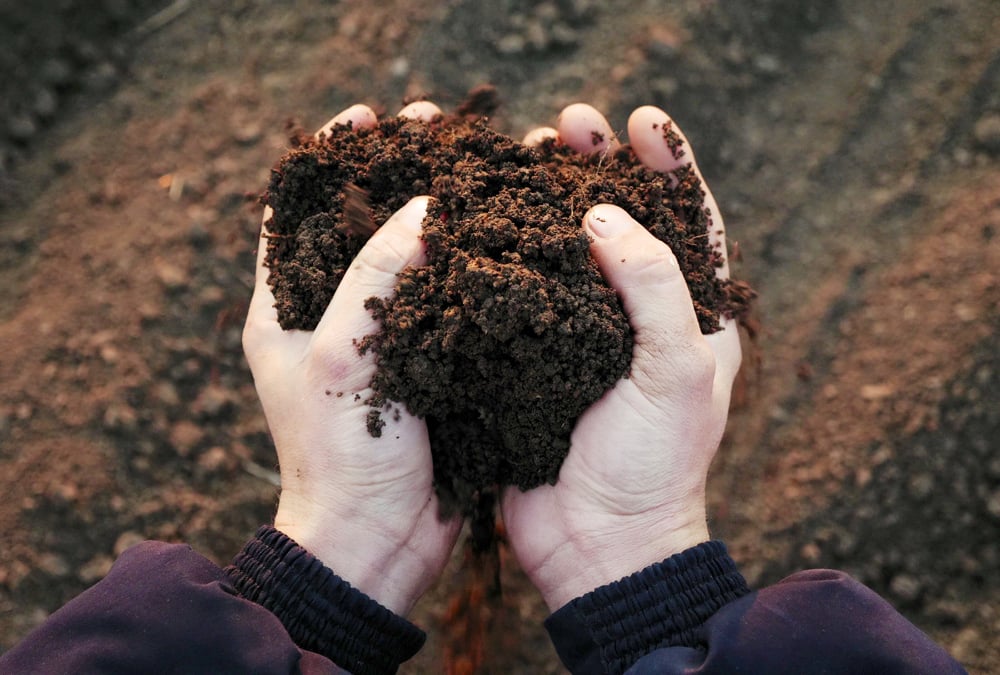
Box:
263;110;752;512
3;0;999;672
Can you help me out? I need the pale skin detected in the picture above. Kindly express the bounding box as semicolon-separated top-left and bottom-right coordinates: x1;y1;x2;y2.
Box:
243;100;740;615
243;102;460;617
504;104;740;610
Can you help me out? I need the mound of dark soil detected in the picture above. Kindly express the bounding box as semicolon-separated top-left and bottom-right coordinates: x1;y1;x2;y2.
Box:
262;99;752;513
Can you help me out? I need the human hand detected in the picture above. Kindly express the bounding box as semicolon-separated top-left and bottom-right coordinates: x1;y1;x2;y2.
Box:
243;103;461;616
502;104;742;610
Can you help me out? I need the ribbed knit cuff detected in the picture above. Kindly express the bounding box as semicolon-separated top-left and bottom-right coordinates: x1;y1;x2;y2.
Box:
224;526;425;675
544;540;750;674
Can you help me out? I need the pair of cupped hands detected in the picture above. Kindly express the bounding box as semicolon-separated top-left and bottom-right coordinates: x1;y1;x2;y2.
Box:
243;100;741;616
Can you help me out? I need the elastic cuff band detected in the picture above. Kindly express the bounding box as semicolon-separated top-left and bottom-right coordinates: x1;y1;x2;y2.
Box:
225;525;425;675
545;540;750;674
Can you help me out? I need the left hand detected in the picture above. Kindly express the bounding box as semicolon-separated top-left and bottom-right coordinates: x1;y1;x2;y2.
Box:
503;104;742;610
243;103;461;617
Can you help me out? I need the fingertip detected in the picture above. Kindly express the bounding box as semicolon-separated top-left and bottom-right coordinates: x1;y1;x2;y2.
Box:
388;195;432;235
628;105;731;279
317;104;377;138
626;106;666;143
584;205;682;292
522;126;559;147
313;197;431;343
368;195;431;267
627;105;689;173
584;204;638;239
245;205;294;362
398;101;443;122
343;104;378;129
558;103;620;154
254;206;274;283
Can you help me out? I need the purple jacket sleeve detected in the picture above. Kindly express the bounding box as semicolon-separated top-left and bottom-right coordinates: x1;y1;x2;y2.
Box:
545;541;967;675
0;526;424;674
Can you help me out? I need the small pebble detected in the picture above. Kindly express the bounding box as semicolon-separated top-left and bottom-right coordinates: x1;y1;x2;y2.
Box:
889;574;923;603
197;446;233;474
973;113;1000;154
985;490;1000;520
193;384;233;419
170;420;204;457
40;58;73;86
38;553;71;578
389;57;410;79
32;88;58;119
7;114;37;142
78;555;115;584
114;531;145;556
154;259;187;290
103;402;138;432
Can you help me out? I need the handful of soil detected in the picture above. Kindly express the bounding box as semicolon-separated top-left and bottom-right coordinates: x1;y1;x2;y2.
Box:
262;98;751;514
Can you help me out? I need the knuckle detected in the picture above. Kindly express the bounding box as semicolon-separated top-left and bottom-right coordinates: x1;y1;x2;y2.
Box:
707;323;743;384
628;247;678;281
304;342;355;387
637;334;716;397
242;320;265;366
685;340;718;386
729;341;743;373
355;232;410;279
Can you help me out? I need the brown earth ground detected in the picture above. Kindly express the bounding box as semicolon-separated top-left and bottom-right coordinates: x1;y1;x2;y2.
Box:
1;0;997;672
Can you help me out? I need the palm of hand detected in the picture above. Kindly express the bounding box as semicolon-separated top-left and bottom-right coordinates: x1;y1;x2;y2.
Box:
246;104;462;616
501;104;742;610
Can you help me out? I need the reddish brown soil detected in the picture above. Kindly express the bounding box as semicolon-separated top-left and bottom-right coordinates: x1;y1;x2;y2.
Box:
263;108;750;511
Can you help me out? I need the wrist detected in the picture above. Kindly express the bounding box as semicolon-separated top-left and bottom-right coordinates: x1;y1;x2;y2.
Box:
534;513;710;611
274;499;428;616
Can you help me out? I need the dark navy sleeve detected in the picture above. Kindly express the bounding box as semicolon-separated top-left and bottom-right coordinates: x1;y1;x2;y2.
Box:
0;527;424;675
545;541;967;675
225;525;426;674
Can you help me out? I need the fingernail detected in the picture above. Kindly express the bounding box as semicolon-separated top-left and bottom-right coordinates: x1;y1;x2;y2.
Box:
401;195;431;232
586;204;633;238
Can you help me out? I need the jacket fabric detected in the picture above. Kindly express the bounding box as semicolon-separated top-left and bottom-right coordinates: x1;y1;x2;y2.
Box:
0;526;966;674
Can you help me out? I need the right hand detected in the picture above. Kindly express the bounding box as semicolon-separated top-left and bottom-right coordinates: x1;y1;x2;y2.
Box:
502;105;743;611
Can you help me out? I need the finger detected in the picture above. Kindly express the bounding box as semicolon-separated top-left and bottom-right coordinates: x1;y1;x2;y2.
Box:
557;103;621;155
398;101;443;122
704;318;741;393
252;102;379;328
522;126;558;147
246;104;379;365
627;106;729;280
244;206;311;369
584;204;711;395
248;206;279;328
317;103;378;138
629;106;741;380
310;196;431;384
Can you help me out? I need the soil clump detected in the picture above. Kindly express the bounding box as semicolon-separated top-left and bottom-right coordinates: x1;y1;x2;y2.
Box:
262;97;752;513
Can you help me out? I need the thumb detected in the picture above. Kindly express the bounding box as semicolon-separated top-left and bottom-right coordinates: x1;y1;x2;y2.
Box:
312;195;430;352
584;204;710;395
